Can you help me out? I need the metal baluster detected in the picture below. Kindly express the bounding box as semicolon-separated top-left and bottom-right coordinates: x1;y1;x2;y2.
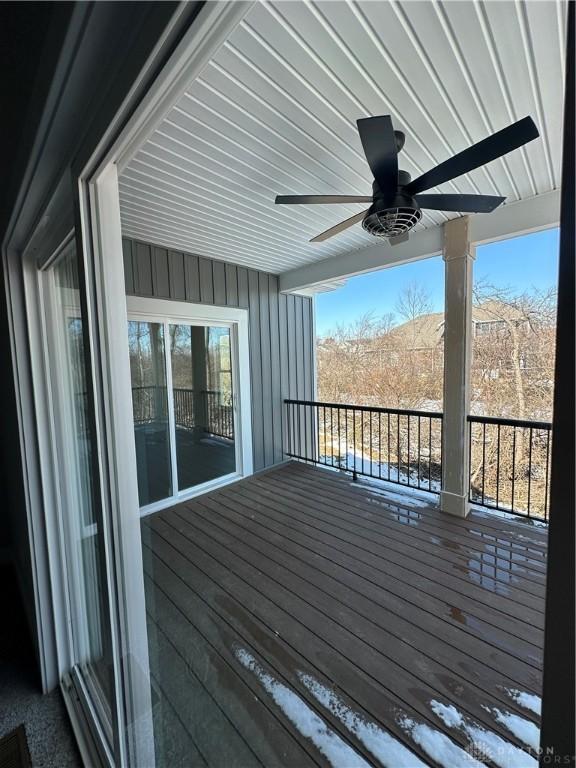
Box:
303;402;307;461
361;410;365;477
527;427;533;517
496;423;501;509
353;409;357;481
297;402;301;460
407;415;411;487
316;405;320;464
306;403;310;462
307;404;310;462
397;414;401;483
418;416;421;489
387;413;391;481
544;428;551;521
468;418;472;501
428;418;432;490
330;408;332;467
337;407;341;468
481;422;486;506
345;408;349;471
378;412;382;479
324;405;328;465
439;417;443;492
369;412;373;478
511;427;516;513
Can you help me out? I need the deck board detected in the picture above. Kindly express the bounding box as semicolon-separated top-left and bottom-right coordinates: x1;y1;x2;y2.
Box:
278;464;548;578
187;492;541;690
142;462;546;767
222;481;544;652
245;473;546;615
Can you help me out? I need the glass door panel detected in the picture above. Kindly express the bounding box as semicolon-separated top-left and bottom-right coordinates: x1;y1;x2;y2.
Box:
170;324;236;491
128;321;172;507
128;316;239;510
45;242;113;727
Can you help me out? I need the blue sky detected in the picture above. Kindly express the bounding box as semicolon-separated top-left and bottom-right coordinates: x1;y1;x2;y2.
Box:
315;227;560;337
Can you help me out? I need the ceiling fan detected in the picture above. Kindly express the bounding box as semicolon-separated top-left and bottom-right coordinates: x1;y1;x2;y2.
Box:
275;115;539;244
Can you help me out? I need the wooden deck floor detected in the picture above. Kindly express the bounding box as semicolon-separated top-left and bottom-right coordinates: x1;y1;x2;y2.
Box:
141;461;547;768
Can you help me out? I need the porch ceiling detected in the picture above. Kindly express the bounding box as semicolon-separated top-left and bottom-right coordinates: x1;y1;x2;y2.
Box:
118;0;566;278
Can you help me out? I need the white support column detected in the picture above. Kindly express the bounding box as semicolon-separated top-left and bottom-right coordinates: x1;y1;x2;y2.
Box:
441;217;475;518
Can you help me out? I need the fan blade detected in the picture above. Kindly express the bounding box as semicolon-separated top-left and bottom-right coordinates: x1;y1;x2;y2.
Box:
357;116;398;204
405;116;539;195
389;233;410;246
415;193;506;213
310;209;369;243
275;195;372;205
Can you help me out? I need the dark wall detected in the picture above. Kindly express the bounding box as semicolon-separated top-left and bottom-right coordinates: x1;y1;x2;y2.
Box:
123;237;315;470
0;1;73;665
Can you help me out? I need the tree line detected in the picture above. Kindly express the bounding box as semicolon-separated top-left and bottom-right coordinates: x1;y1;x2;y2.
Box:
316;281;556;517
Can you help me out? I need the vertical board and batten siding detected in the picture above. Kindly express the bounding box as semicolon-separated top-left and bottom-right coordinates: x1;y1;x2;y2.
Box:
122;238;314;471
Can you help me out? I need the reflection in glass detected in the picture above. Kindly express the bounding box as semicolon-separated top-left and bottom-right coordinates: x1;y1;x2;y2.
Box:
128;321;172;506
51;245;112;709
170;324;236;490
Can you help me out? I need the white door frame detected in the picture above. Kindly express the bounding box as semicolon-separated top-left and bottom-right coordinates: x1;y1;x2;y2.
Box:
79;164;156;768
20;209;121;767
126;296;253;515
37;237;117;762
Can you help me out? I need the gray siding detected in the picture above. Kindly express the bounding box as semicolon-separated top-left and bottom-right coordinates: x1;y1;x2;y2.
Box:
122;238;314;471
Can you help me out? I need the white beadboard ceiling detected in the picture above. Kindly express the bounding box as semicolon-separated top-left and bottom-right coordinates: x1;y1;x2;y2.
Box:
119;0;567;277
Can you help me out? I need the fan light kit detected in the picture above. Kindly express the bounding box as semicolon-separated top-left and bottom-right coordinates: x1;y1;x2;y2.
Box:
275;114;539;244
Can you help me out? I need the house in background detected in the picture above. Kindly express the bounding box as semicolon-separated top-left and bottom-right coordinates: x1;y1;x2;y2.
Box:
0;2;573;767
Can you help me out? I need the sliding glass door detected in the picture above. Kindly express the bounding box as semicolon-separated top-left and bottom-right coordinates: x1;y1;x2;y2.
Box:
170;324;236;490
128;321;172;507
128;313;239;512
41;238;115;751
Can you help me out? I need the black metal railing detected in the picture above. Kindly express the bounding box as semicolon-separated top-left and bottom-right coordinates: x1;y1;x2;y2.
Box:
285;399;443;492
132;386;234;440
173;387;196;430
468;415;552;520
203;390;234;440
132;385;168;424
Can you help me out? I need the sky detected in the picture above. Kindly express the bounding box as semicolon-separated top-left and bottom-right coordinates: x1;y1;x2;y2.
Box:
315;227;560;337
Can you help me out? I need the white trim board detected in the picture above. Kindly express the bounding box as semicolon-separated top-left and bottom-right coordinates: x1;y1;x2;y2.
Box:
279;190;561;294
85;164;155;767
139;472;240;518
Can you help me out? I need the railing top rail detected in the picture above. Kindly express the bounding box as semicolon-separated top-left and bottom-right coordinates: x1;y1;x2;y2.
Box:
172;387;222;395
468;414;552;430
284;398;443;419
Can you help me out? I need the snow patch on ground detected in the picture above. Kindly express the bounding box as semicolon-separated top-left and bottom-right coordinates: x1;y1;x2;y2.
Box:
471;505;548;528
484;708;540;751
398;715;485;768
370;487;432;510
319;450;442;496
298;672;426;768
502;689;542;716
431;700;538;768
235;648;369;767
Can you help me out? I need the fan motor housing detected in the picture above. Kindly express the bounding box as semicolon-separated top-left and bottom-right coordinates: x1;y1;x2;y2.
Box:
362;176;422;239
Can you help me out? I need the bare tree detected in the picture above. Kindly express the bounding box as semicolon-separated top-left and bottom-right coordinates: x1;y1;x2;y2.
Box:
395;281;433;324
471;280;557;422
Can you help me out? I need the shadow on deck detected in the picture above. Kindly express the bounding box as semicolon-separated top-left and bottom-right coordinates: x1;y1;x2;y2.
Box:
141;461;547;767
